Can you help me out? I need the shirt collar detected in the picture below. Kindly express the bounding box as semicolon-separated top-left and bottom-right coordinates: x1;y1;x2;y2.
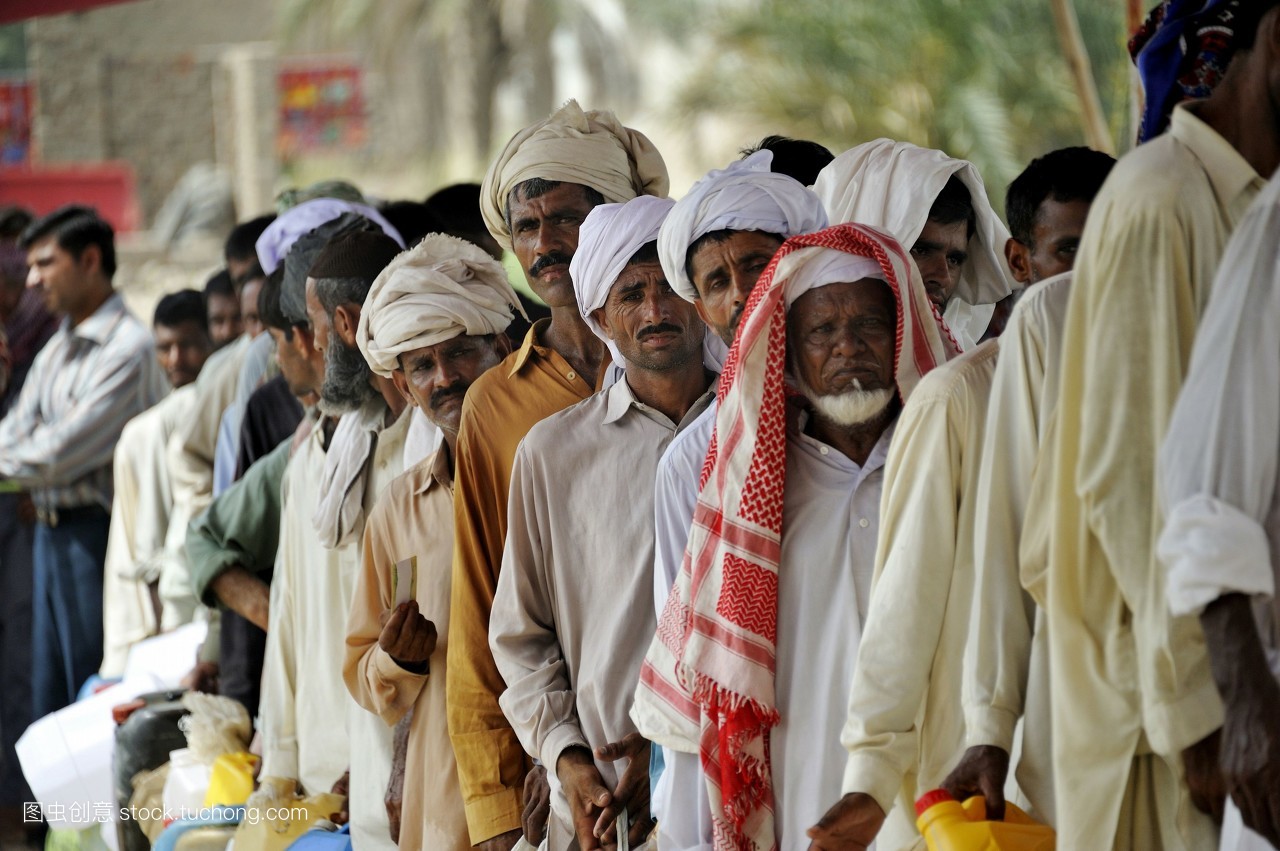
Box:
792;404;898;488
414;444;453;495
507;317;550;377
601;373;719;427
69;292;126;345
1171;103;1265;213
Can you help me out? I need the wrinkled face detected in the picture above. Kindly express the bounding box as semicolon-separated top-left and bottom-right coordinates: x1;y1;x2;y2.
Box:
911;218;969;313
392;334;502;436
25;237;95;317
508;182;598;309
154;320;212;389
1025;198;1090;283
593;260;706;373
268;325;321;399
688;231;784;346
788;278;897;418
304;277;333;353
206;292;241;350
239;277;264;339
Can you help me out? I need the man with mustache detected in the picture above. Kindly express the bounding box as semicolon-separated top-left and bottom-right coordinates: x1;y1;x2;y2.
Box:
345;233;523;850
449;101;668;851
647;150;828;850
491;195;715;851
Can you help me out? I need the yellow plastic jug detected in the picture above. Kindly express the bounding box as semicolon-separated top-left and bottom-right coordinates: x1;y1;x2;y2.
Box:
202;751;259;808
915;789;1056;850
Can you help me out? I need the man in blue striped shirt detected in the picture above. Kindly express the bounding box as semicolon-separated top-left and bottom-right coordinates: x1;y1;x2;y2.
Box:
0;206;166;719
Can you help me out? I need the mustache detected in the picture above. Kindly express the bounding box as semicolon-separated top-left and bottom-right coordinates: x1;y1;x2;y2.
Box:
637;323;683;340
429;380;470;409
529;250;573;277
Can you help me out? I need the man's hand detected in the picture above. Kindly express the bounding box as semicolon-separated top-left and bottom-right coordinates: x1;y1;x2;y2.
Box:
522;763;551;845
475;828;523;851
1201;593;1280;845
386;709;413;843
941;745;1011;820
181;660;219;693
378;600;437;672
593;733;653;845
210;566;270;631
557;747;613;850
806;792;885;851
1181;729;1226;824
329;770;350;826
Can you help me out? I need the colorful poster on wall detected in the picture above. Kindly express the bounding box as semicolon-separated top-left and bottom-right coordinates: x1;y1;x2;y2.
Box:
0;77;32;165
278;62;367;155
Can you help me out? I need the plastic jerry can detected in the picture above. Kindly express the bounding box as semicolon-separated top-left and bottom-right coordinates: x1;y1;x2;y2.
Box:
915;789;1055;851
113;689;189;851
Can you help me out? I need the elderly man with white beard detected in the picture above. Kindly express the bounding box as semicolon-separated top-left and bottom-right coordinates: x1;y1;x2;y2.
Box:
633;223;955;851
646;150;828;850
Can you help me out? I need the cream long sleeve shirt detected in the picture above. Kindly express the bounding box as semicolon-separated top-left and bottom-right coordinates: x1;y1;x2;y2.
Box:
490;376;714;851
1036;102;1262;850
840;341;997;848
344;448;471;851
961;273;1071;822
100;384;198;677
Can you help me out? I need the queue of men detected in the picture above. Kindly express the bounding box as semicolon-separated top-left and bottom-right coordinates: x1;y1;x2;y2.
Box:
2;2;1280;849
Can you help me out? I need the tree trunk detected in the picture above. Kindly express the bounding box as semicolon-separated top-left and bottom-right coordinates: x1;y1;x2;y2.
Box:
1051;0;1115;154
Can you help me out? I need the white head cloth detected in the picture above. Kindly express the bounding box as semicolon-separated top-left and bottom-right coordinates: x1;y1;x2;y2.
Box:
813;139;1015;346
570;196;674;366
357;233;526;379
480;100;669;251
781;251;884;308
254;198;403;275
658;150;829;301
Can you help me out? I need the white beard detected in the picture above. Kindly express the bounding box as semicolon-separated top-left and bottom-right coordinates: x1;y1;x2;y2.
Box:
795;376;894;427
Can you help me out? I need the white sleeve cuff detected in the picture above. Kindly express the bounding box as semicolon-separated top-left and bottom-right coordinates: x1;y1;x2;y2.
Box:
1159;494;1276;617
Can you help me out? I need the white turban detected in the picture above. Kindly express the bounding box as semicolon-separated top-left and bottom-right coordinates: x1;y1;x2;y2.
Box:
658;150;828;301
782;252;884;308
254;198;402;275
357;233;526;378
813;139;1014;348
570;196;674;366
481;100;670;252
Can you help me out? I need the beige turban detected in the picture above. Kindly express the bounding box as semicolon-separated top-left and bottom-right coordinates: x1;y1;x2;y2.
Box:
480;100;670;251
357;233;527;378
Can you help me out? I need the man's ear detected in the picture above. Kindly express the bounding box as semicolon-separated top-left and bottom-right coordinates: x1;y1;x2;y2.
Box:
590;307;615;341
390;368;416;409
1004;237;1033;286
333;303;361;348
494;333;515;359
78;244;103;277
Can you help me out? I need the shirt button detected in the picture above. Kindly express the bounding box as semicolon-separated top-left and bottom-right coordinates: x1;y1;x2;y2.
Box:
859;518;869;528
567;371;576;381
819;446;829;455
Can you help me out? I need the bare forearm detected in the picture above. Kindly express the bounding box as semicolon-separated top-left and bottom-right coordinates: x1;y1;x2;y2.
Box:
1200;594;1274;707
211;566;270;630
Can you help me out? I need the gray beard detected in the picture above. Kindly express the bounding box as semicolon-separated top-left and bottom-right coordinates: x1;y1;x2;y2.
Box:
794;375;894;427
319;330;378;415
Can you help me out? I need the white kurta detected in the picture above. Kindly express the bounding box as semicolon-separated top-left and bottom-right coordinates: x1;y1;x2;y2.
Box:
963;273;1071;824
99;384;197;677
840;341;998;851
1157;173;1280;851
259;405;408;851
490;377;713;851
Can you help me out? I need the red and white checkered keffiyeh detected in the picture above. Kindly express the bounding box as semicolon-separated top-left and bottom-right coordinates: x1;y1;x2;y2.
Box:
633;223;957;851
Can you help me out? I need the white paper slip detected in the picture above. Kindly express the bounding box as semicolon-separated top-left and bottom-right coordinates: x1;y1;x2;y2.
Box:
394;555;417;606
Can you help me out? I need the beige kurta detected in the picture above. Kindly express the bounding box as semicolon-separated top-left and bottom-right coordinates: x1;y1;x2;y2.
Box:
258;405;408;844
490;377;713;851
962;273;1071;824
345;448;469;851
99;384;197;677
1034;103;1263;849
173;333;250;520
839;340;997;850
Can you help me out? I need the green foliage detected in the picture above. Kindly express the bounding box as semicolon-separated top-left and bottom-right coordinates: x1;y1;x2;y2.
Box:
633;0;1130;198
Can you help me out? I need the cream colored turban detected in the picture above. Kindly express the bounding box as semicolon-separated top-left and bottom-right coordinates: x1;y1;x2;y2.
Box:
480;100;669;251
357;233;527;378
